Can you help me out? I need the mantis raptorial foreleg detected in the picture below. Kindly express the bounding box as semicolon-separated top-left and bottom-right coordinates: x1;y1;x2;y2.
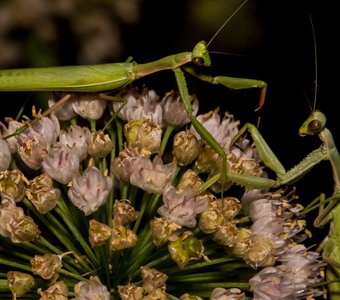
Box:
230;112;329;188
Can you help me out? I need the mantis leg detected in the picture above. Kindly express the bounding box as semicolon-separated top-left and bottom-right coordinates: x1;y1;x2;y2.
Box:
173;67;276;190
316;196;340;300
183;66;267;110
230;123;329;187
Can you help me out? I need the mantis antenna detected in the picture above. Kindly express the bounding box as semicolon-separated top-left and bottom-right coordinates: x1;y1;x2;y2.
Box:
206;0;249;49
309;15;318;112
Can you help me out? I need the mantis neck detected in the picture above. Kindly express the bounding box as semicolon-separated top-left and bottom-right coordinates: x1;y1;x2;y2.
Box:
133;52;193;77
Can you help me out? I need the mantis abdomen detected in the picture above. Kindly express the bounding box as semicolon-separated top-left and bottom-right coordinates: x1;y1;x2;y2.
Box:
0;63;136;92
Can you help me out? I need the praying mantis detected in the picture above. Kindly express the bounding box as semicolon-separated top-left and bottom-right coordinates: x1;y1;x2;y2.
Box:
0;0;274;190
0;1;333;194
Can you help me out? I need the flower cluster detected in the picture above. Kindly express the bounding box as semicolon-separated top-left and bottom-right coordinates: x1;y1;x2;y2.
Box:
0;86;326;299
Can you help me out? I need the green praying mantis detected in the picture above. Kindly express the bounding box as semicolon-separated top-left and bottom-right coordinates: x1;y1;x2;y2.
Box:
0;0;273;190
0;1;335;194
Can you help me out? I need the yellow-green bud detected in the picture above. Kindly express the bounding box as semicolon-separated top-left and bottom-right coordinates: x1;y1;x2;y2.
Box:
31;253;62;280
150;217;181;247
89;219;111;247
173;130;200;166
111;224;138;250
199;208;224;234
7;271;34;297
86;130;113;158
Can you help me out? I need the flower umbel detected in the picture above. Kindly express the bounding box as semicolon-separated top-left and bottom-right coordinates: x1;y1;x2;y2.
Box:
0;86;327;300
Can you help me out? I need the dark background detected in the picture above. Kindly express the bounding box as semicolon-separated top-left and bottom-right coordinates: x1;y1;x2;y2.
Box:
0;0;335;244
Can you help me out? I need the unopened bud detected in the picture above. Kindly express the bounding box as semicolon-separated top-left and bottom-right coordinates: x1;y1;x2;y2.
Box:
7;271;34;297
31;253;62;280
86;130;113;158
89;219;111;247
199;208;224;234
173;130;200;166
111;224;138;251
150;217;181;247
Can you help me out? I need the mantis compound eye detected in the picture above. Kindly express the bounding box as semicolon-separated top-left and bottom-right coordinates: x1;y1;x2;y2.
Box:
192;57;204;66
308;119;323;133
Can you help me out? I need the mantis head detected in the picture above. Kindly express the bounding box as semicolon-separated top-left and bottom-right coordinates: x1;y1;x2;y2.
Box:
299;110;326;137
192;41;211;67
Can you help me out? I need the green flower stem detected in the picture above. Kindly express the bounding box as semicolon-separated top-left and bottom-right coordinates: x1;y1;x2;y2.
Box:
54;205;99;268
121;242;156;279
238;216;251;223
33;237;85;274
70;252;93;274
127;185;139;206
106;188;114;227
22;199;79;253
142;252;170;270
34;236;64;255
98;155;107;174
20;241;49;255
163;257;240;274
0;257;31;272
120;182;129;201
70;117;77;126
93;245;110;287
109;126;117;159
169;271;241;282
160;124;175;155
128;225;152;260
115;118;124;153
145;194;161;216
167;282;250;290
0;279;9;289
58;269;87;281
167;295;180;300
132;192;151;233
90;119;96;131
198;173;221;193
0;249;31;261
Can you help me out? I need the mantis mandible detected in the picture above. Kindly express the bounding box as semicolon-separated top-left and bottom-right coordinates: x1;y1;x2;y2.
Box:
0;0;274;190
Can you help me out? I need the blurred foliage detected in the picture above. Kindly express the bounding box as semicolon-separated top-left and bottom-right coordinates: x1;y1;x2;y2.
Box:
0;0;142;67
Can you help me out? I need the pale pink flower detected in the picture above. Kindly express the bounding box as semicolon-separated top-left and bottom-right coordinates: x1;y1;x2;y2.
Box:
249;245;325;300
110;145;148;182
190;109;239;152
130;155;176;194
0;119;21;153
68;165;113;215
59;125;89;161
210;288;245;300
73;276;110;300
0;201;40;243
113;87;163;125
48;92;77;121
0;138;11;171
157;185;209;228
17;114;60;170
42;143;80;184
161;90;198;127
72;93;107;120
